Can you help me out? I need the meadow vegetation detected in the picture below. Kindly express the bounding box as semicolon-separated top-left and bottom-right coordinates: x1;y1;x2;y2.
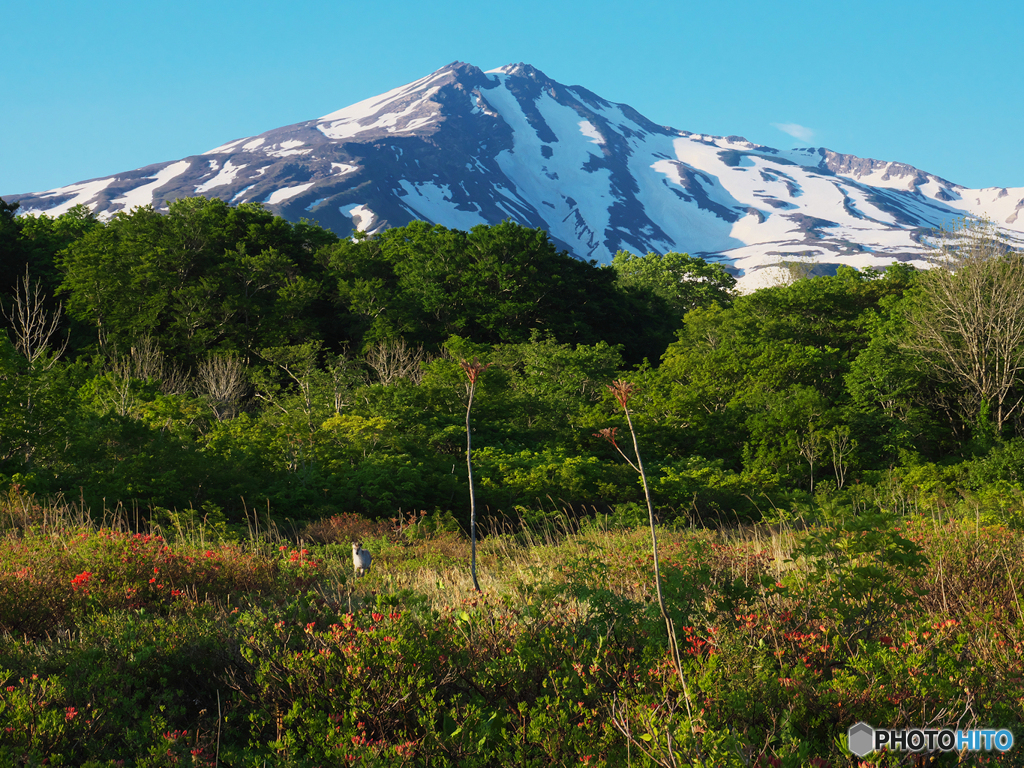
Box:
1;491;1021;766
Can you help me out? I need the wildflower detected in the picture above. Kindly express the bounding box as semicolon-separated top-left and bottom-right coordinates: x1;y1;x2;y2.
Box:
395;741;417;757
65;706;78;721
459;357;491;384
607;379;638;409
71;571;92;591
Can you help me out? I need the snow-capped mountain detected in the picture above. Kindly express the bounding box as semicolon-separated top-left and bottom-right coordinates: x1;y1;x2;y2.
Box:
7;61;1024;290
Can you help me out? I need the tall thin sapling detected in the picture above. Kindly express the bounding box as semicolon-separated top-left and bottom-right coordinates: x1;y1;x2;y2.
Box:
460;357;491;592
596;380;700;749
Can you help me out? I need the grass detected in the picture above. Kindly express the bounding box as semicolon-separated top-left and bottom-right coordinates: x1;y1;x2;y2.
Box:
0;488;1022;766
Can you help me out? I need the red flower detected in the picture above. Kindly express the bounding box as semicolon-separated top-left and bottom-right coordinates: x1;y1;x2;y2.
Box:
460;358;491;384
71;571;92;591
607;379;638;409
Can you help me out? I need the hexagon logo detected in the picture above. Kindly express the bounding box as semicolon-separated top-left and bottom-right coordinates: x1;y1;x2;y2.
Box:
848;722;875;757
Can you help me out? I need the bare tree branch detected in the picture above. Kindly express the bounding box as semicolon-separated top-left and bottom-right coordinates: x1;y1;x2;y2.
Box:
2;266;67;368
365;338;429;385
197;352;248;420
903;219;1024;433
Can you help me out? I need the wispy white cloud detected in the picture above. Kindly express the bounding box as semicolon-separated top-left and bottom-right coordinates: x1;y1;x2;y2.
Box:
772;122;815;142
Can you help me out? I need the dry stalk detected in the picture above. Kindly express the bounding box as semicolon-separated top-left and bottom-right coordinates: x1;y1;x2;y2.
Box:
597;380;703;762
460;357;491;592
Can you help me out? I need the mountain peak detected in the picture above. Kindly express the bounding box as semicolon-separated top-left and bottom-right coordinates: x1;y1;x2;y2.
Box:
6;62;1023;290
487;62;549;80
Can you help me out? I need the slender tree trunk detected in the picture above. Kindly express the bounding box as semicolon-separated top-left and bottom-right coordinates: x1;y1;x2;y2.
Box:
460;358;489;593
466;383;481;592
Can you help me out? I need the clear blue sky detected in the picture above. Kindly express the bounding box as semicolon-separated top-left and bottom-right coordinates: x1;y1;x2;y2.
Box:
3;0;1022;196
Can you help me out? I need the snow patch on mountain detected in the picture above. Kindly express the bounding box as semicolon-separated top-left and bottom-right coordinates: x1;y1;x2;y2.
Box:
339;203;380;233
397;181;488;230
266;182;315;205
579;121;605;145
484;73;613;257
317;70;451;140
17;177;115;217
266;140;311;158
196;160;243;193
110;161;191;212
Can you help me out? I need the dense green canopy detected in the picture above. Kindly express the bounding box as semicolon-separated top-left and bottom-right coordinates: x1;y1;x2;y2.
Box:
1;198;1023;530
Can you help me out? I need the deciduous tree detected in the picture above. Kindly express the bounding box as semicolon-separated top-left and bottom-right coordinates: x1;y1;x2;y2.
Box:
903;219;1024;434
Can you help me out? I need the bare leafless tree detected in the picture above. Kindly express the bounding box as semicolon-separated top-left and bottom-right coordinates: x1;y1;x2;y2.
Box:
2;267;67;368
365;338;428;385
116;335;190;395
327;353;361;414
797;425;824;493
126;334;166;382
903;219;1024;433
826;425;856;490
197;352;248;420
100;336;190;414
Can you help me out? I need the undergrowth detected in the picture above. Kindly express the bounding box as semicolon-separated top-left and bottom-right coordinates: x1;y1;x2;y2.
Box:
0;490;1022;766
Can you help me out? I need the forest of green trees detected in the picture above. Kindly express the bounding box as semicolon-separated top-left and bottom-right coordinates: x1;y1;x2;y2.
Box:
2;196;1023;532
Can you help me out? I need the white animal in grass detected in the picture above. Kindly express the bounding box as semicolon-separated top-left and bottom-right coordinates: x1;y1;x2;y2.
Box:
352;542;372;578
